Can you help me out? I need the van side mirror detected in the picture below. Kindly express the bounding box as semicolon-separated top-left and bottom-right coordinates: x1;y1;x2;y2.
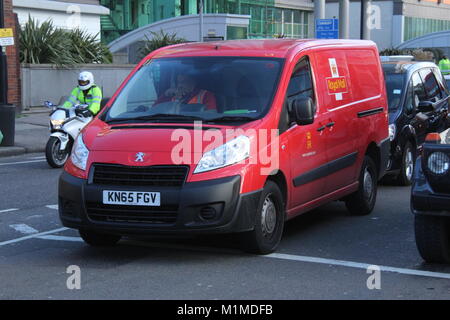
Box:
291;97;315;125
417;101;434;113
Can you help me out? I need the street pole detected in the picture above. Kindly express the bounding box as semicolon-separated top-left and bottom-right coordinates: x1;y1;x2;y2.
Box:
199;0;204;42
360;0;371;39
339;0;349;39
0;0;8;105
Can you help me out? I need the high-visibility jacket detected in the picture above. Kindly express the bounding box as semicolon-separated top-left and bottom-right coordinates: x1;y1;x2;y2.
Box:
172;89;217;110
63;85;103;115
439;58;450;75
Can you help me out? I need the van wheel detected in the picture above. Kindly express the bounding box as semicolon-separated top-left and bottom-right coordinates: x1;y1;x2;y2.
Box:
239;181;285;254
397;141;415;186
345;156;378;216
79;229;121;247
415;215;450;263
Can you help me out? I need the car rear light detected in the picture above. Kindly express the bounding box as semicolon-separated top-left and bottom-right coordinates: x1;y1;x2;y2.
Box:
425;133;441;144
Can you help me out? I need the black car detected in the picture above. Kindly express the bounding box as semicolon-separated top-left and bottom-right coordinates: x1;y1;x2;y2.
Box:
411;131;450;263
383;61;450;185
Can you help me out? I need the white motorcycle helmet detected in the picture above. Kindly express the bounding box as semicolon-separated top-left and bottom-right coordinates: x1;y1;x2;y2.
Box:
78;71;94;91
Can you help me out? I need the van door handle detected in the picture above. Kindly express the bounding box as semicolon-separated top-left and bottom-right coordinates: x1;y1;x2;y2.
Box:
326;122;335;128
317;125;326;132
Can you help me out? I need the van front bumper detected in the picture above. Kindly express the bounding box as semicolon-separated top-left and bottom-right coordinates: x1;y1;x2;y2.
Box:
58;172;261;235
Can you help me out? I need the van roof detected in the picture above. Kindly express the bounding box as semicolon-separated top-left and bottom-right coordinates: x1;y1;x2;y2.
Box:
149;39;377;60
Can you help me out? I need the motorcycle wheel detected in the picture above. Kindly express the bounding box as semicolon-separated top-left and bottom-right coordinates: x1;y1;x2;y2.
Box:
45;137;70;168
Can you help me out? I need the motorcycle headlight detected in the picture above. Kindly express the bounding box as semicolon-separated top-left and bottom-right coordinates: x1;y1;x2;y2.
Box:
51;119;64;129
389;124;396;141
427;152;450;175
71;134;89;171
194;135;250;174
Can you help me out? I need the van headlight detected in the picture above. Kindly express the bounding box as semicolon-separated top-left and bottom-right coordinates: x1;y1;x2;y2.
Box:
427;152;450;175
194;135;250;174
389;124;396;141
71;134;89;171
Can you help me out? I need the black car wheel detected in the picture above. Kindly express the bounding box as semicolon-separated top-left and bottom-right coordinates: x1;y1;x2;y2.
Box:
415;215;450;263
239;181;285;254
397;141;415;186
345;156;378;216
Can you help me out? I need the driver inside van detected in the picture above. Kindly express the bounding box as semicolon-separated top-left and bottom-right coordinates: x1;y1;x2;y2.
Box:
154;73;217;111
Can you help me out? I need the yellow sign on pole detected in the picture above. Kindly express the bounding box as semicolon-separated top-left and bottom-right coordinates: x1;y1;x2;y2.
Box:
0;28;14;47
0;28;13;38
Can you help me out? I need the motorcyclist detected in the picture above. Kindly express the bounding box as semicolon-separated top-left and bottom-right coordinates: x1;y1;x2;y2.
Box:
63;71;103;117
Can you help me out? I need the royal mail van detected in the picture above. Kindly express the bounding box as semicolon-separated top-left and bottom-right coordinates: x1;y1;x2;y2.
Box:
59;39;390;254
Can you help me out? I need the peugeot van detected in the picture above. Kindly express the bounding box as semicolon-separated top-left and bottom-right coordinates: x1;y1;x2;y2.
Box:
59;39;390;254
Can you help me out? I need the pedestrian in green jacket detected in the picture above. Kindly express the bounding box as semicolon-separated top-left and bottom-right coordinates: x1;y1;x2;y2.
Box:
439;55;450;75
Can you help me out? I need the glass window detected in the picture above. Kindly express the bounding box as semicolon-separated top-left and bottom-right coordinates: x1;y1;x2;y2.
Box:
419;68;442;101
104;57;283;124
411;72;427;106
384;72;405;112
287;58;315;103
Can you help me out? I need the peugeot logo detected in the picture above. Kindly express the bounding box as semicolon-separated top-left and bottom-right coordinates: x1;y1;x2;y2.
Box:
135;152;145;162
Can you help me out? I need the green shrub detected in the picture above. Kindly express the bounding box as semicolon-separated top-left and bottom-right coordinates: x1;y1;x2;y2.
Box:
19;16;112;66
139;30;186;59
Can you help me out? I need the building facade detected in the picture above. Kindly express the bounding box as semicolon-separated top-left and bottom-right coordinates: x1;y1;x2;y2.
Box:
324;0;450;50
13;0;110;37
100;0;315;44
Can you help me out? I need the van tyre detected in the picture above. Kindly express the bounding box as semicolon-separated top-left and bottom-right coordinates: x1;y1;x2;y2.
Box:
240;181;285;254
345;156;378;216
397;141;415;186
45;137;69;168
414;215;450;263
79;229;121;247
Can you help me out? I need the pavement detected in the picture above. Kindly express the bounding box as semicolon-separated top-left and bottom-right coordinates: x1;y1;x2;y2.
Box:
0;108;49;158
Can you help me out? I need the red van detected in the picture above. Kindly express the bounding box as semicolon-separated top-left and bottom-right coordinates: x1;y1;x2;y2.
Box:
59;39;390;254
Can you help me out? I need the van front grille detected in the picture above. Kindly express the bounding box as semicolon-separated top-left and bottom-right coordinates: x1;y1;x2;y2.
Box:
92;164;189;187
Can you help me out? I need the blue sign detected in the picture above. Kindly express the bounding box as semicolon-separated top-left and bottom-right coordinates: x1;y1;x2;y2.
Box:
315;19;339;39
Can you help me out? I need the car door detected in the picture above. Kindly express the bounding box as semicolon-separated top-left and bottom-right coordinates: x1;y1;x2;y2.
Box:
280;56;328;210
419;68;448;133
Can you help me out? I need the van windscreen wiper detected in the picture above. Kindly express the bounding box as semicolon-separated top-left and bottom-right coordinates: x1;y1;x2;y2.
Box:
106;113;206;123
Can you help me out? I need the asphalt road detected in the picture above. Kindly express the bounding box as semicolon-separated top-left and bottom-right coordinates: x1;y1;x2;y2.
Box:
1;153;450;300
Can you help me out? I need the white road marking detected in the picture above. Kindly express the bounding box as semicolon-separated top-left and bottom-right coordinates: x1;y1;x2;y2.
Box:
32;235;450;281
38;235;83;242
0;208;18;214
265;253;450;280
46;205;58;210
0;227;68;247
3;228;450;281
9;224;39;235
30;156;46;160
0;160;46;166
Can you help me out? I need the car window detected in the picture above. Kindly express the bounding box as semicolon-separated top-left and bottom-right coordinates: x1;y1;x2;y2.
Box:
287;59;315;102
419;68;442;101
432;68;449;95
384;72;404;112
279;57;316;131
411;71;427;107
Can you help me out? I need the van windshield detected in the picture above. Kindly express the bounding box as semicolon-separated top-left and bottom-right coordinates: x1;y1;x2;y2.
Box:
384;72;405;112
104;57;283;124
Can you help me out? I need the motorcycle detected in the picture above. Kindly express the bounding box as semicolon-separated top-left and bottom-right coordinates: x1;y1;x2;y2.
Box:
44;101;93;168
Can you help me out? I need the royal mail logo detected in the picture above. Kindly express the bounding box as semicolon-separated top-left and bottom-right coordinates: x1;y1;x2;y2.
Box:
326;76;348;95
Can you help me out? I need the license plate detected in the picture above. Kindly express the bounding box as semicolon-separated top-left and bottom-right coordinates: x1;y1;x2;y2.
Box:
102;191;160;206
